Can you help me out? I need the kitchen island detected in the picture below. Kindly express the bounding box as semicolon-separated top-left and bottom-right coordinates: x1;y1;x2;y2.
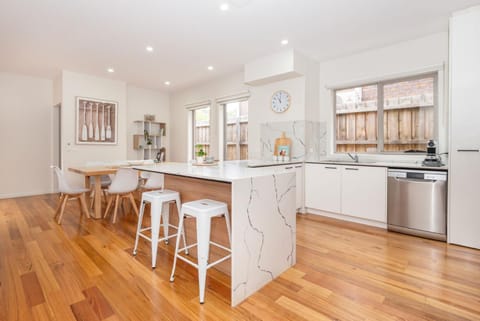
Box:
134;161;296;306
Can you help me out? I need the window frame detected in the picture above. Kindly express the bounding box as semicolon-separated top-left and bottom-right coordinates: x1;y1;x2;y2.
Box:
333;72;438;155
222;98;248;161
190;105;211;160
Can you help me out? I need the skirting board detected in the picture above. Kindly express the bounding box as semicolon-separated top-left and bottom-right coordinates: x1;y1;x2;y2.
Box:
0;190;54;199
305;207;387;229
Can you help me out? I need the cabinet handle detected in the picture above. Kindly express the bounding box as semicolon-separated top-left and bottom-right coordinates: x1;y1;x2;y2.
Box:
285;166;293;169
325;166;337;169
345;167;359;171
457;149;479;152
294;165;302;168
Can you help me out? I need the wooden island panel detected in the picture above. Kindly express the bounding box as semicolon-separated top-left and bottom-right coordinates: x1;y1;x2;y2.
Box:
164;174;232;275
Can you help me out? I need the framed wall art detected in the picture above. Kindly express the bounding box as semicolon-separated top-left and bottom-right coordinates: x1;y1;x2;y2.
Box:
76;96;118;145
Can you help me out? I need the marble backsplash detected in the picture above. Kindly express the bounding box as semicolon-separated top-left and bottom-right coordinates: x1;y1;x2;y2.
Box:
260;120;327;161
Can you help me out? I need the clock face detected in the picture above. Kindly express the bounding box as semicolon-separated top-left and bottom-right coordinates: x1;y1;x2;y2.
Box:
271;90;291;113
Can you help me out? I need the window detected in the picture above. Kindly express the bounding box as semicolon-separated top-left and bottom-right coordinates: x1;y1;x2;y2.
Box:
192;106;210;159
335;73;437;153
224;100;248;160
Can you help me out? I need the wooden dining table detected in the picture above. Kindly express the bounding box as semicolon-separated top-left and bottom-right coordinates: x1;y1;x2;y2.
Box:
68;166;119;219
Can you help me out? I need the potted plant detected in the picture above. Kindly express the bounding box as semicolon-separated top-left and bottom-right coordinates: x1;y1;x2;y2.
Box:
195;144;206;163
144;129;153;147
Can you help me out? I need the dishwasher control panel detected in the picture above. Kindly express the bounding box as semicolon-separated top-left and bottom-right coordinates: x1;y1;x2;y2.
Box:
388;169;447;181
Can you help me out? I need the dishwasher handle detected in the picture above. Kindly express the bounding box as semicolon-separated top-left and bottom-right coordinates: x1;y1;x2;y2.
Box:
393;177;440;184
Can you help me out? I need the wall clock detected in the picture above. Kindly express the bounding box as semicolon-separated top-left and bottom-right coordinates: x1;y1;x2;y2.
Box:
271;90;291;113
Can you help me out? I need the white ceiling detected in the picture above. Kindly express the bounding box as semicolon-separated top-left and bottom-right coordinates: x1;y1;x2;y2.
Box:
1;0;480;91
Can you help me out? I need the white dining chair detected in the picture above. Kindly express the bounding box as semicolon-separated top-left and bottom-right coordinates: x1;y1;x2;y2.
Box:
139;172;165;191
51;166;91;224
104;168;139;223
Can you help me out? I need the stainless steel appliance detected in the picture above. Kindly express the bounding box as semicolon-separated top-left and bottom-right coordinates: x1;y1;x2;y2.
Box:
387;169;447;241
422;139;443;167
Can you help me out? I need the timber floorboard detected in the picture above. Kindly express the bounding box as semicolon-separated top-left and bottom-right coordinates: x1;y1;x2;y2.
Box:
0;194;479;320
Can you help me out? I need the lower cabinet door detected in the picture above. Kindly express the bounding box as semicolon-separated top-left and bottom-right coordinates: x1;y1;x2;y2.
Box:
305;163;341;213
341;166;387;222
449;151;480;249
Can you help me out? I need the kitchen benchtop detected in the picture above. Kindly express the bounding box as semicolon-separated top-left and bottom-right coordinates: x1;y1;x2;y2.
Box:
247;159;303;168
133;160;296;183
306;160;448;171
246;158;447;171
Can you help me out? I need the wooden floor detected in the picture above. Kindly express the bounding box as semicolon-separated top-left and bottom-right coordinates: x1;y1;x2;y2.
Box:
1;194;480;321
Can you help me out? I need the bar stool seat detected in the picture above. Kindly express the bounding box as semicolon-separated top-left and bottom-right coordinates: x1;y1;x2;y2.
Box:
133;189;187;268
169;199;231;304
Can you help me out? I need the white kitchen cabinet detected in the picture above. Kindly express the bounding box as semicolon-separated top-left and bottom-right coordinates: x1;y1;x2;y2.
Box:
448;7;480;249
341;165;387;223
305;163;341;213
449;152;480;249
305;163;387;224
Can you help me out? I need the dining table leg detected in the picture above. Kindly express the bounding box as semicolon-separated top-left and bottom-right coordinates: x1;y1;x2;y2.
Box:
93;176;103;219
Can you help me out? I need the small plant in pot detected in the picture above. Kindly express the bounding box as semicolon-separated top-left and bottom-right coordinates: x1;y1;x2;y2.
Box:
195;144;206;163
144;129;153;147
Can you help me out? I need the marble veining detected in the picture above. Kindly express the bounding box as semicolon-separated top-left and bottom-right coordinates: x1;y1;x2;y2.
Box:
260;120;327;161
273;174;296;265
231;172;296;306
136;161;296;307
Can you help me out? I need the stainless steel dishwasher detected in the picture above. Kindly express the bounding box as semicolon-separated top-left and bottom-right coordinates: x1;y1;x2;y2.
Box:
387;169;447;241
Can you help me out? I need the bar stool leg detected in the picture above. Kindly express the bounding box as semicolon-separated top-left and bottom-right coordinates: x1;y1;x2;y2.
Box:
196;215;212;304
133;199;147;255
150;199;162;268
224;208;232;246
175;196;189;255
169;209;186;282
161;202;170;244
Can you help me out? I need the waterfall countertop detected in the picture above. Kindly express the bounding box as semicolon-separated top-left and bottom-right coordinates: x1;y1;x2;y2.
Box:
133;160;296;182
134;159;297;306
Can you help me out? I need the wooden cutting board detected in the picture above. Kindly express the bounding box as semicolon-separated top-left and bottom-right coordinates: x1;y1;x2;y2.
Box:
274;132;292;156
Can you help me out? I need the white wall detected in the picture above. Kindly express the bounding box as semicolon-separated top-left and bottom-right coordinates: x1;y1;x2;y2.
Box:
0;72;53;198
319;32;449;158
61;70;127;185
170;72;248;161
170;70;313;161
248;77;306;159
126;86;170;160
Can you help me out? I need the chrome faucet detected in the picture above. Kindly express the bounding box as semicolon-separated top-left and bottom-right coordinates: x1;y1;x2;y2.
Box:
347;152;359;163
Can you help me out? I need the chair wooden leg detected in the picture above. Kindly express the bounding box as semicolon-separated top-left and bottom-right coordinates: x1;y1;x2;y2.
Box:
90;190;95;209
121;196;128;215
104;194;114;219
112;195;120;224
54;194;66;219
128;193;139;216
57;195;69;224
79;194;90;219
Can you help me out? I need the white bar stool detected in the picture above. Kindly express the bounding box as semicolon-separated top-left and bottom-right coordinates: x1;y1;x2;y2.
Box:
169;199;232;304
133;190;188;268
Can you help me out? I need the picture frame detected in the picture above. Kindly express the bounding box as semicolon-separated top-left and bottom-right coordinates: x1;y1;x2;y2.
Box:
76;96;118;145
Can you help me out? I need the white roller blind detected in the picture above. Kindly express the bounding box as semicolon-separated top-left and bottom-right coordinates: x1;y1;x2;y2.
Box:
215;91;250;105
185;100;211;110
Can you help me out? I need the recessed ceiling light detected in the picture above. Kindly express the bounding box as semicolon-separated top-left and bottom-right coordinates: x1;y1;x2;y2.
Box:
219;3;229;11
281;39;289;45
164;81;171;86
146;46;154;52
207;66;214;71
107;68;115;73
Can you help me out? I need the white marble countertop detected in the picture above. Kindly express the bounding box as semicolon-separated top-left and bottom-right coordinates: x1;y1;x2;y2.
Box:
133;160;294;183
307;160;448;171
247;159;303;168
